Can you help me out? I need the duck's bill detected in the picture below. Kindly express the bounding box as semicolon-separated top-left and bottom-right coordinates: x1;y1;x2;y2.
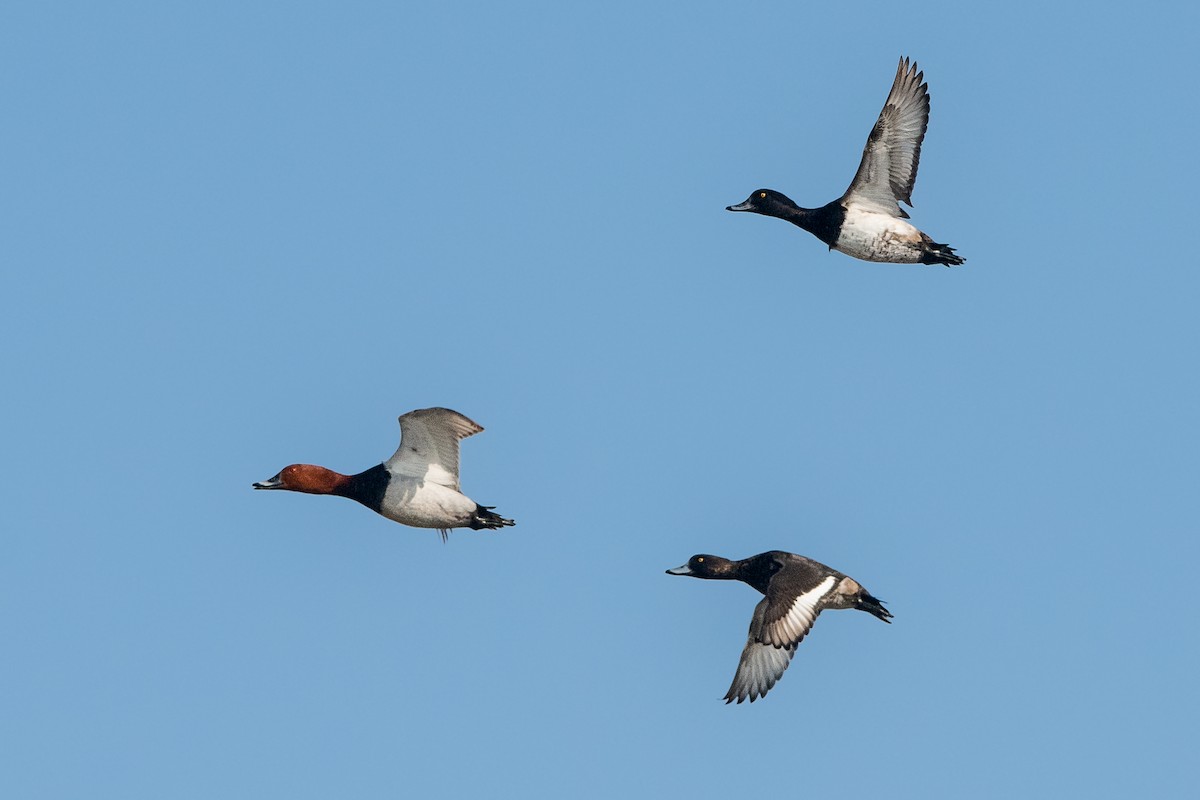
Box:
252;474;284;490
665;564;693;575
726;200;754;212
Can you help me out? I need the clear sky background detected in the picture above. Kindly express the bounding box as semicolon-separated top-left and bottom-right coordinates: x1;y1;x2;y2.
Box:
3;1;1198;797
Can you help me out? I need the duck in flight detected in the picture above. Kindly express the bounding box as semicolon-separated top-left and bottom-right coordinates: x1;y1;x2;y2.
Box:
727;57;963;266
253;407;514;541
667;551;892;703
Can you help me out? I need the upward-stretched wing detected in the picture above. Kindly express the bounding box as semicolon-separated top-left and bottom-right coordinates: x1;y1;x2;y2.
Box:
384;407;483;490
842;57;930;219
724;574;836;704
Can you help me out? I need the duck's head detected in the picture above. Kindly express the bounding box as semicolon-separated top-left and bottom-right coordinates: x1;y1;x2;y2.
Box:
666;554;737;579
253;463;346;494
726;189;797;216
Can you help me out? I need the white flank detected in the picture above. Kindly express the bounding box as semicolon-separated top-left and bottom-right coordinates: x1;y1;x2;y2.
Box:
835;206;924;263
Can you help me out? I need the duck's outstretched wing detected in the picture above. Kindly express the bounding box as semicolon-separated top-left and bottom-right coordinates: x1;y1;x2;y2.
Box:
724;624;796;705
385;407;483;490
723;574;836;704
842;57;930;219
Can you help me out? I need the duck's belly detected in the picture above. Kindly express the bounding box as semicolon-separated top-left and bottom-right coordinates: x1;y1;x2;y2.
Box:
380;479;476;528
834;209;924;263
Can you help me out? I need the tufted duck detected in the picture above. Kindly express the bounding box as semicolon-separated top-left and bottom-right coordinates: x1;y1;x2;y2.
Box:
727;57;963;266
667;551;891;703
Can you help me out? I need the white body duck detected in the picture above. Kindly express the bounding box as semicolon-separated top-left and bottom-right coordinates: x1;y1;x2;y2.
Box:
727;57;964;266
254;407;514;541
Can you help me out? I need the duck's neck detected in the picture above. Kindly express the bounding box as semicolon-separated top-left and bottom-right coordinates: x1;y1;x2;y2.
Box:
337;463;390;512
734;555;782;595
779;201;844;247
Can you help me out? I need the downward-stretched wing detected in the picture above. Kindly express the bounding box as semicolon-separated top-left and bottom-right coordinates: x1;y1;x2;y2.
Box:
842;57;930;219
724;574;836;703
384;407;483;490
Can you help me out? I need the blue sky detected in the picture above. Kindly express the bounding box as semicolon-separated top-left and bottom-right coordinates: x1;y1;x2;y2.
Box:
3;1;1198;797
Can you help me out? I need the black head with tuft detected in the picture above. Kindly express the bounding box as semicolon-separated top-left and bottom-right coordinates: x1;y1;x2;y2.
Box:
665;554;738;579
726;189;799;216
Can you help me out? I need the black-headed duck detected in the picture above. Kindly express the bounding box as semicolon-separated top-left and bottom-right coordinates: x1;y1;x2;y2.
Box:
667;551;891;703
727;57;963;266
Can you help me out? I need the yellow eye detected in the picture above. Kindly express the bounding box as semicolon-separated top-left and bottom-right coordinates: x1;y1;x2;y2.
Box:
697;557;705;563
759;192;766;199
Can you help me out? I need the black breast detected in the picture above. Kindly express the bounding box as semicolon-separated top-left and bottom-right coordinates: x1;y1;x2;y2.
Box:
340;463;390;513
735;554;785;595
797;202;846;248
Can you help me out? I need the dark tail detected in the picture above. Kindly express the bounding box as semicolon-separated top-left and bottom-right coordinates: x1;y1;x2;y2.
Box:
469;505;515;531
857;592;893;623
920;239;964;267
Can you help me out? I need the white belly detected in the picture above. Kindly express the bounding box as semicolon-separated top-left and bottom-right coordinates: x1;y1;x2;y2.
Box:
834;208;924;263
380;478;477;529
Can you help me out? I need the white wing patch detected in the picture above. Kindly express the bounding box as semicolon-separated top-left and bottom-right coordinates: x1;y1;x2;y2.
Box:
761;574;836;648
724;574;834;704
384;408;483;490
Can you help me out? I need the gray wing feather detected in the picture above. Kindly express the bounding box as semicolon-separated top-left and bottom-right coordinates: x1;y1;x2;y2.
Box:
384;407;483;490
725;596;798;703
842;57;930;218
724;570;837;703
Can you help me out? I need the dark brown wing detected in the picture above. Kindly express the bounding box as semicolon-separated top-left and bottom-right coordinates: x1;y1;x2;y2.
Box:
723;572;836;703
